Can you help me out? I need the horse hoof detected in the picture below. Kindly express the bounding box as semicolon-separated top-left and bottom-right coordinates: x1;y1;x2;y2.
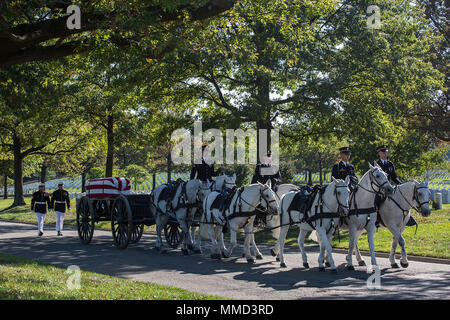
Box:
280;262;287;268
303;263;310;269
401;261;409;268
318;267;325;272
325;262;331;268
391;263;399;269
256;254;263;260
182;249;189;255
194;249;202;254
211;253;221;260
247;258;255;264
270;249;277;257
358;261;366;266
242;253;246;258
330;269;338;274
346;265;355;271
276;257;280;262
187;244;194;251
221;252;227;259
161;248;167;254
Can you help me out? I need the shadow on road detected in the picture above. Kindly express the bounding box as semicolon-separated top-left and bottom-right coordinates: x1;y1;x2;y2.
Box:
0;222;449;299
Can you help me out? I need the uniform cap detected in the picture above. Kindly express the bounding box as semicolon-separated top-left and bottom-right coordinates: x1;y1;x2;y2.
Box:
38;183;45;187
339;146;352;154
377;145;389;152
58;181;64;186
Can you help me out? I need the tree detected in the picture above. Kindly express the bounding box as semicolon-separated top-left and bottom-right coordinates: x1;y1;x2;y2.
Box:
0;0;236;68
124;164;150;190
0;62;81;206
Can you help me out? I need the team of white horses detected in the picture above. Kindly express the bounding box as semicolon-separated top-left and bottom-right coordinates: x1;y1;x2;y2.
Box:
150;163;431;273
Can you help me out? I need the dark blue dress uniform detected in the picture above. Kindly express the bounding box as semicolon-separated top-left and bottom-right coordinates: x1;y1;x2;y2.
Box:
190;159;219;182
373;159;401;185
251;163;282;189
331;161;358;187
31;190;52;214
51;189;71;213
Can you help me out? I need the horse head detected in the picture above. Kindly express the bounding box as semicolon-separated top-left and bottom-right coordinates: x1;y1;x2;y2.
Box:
258;180;279;215
368;163;394;196
414;180;431;217
331;176;350;217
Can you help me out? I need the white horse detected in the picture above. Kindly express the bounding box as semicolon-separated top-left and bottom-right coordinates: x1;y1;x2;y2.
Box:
338;163;394;270
151;179;201;254
190;174;237;253
353;180;431;269
201;180;279;262
274;177;350;273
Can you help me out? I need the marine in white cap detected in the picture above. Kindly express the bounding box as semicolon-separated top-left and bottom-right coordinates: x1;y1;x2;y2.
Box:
31;183;52;236
50;181;71;236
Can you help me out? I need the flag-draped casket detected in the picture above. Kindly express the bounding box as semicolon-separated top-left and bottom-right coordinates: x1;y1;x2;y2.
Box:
85;177;131;198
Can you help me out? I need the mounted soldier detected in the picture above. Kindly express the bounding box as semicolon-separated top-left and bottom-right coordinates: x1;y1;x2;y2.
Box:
50;181;71;236
31;183;52;236
251;151;282;191
331;147;358;190
190;144;221;183
372;145;415;227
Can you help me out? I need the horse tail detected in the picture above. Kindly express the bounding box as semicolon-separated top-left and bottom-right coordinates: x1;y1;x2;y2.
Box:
309;230;319;243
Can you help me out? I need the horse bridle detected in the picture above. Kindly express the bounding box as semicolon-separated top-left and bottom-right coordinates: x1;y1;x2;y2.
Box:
396;184;429;213
332;183;350;216
357;168;390;195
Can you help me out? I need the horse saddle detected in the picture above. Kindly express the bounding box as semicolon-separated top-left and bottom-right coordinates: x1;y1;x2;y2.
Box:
210;187;236;212
288;187;311;214
158;179;184;204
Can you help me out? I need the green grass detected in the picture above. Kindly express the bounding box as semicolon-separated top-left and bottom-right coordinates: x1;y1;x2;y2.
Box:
0;198;448;259
251;204;450;259
0;253;226;300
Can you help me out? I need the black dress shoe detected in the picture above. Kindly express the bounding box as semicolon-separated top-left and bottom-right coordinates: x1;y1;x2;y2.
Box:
57;231;63;236
38;231;43;236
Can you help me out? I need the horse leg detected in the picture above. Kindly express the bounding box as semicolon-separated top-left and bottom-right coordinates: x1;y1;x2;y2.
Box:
156;213;168;253
354;229;366;266
278;225;289;268
317;227;337;273
243;220;255;263
248;217;263;260
346;224;357;270
178;219;190;255
366;221;378;269
398;233;409;268
225;228;237;258
298;228;309;268
208;221;220;260
215;225;227;257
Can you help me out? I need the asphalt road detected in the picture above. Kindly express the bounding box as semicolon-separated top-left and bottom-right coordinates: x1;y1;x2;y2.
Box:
0;221;448;299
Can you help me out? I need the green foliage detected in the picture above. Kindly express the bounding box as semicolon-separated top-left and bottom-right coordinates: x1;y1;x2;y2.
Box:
124;164;150;190
86;167;105;180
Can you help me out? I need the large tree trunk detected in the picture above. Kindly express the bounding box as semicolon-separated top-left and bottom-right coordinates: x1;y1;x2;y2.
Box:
40;161;47;183
3;175;7;199
105;107;114;177
12;138;25;207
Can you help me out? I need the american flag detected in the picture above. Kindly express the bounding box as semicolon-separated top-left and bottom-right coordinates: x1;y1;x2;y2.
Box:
85;177;131;199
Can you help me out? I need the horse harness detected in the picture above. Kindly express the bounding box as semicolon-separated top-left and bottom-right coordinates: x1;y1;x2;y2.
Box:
283;184;348;235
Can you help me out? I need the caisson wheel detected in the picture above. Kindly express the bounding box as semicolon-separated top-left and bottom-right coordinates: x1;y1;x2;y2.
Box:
76;196;95;244
111;195;133;249
164;221;182;249
130;223;144;244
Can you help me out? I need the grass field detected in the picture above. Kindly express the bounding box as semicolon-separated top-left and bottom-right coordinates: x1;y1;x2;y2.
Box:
0;197;448;259
0;253;225;300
